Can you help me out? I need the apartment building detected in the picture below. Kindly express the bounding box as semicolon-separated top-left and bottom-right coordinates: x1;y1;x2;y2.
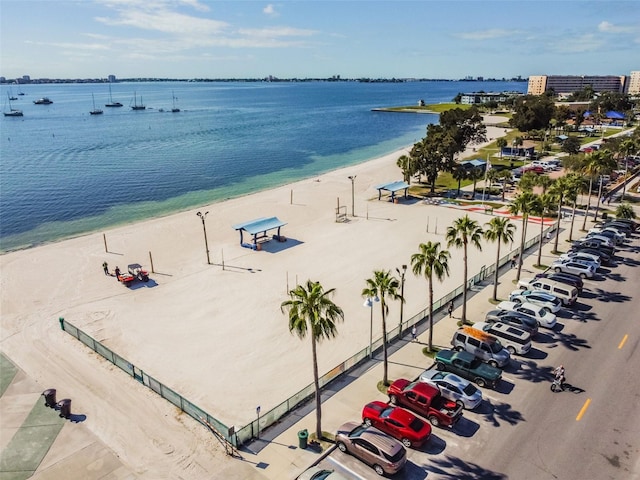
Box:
527;75;627;95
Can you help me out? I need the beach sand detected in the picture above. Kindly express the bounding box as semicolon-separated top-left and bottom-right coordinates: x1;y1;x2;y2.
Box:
0;117;527;477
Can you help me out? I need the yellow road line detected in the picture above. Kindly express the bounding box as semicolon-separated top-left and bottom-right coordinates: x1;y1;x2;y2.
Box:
618;334;628;349
576;398;591;421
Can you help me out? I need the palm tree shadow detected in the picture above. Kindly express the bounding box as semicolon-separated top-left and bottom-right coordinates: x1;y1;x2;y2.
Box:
426;454;508;479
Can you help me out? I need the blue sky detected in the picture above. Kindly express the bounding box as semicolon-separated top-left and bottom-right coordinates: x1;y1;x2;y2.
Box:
1;0;638;80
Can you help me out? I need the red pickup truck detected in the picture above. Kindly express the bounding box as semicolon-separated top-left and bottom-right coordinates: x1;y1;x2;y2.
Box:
387;379;463;427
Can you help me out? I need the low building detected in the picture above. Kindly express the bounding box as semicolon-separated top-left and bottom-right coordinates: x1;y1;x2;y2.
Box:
460;91;521;105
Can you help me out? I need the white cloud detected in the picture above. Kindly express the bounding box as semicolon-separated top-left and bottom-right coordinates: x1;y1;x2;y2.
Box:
598;21;634;34
456;29;521;41
548;34;605;54
263;4;279;17
238;26;316;38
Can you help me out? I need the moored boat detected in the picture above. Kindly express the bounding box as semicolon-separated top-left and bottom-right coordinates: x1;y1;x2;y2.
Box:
34;97;53;104
105;84;123;107
90;93;103;115
130;92;146;110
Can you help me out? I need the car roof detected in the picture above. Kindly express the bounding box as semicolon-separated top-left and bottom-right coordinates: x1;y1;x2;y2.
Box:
339;422;405;453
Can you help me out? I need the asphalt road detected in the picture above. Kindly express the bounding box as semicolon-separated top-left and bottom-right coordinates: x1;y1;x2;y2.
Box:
317;234;640;479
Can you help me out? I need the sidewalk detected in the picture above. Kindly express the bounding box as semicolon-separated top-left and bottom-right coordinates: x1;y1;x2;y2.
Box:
240;219;569;480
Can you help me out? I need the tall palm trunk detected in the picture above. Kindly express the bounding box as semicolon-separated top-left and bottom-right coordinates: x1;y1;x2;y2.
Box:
380;302;389;385
492;238;501;301
569;200;578;241
553;196;563;253
581;178;594;231
428;278;434;350
311;334;322;439
462;243;468;322
516;215;527;281
537;214;545;266
593;179;603;220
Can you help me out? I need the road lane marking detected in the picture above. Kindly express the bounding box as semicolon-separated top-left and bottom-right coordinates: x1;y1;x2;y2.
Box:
618;334;628;349
576;398;591;421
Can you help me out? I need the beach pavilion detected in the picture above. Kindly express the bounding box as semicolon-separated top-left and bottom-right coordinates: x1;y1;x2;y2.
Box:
232;217;287;250
374;180;410;202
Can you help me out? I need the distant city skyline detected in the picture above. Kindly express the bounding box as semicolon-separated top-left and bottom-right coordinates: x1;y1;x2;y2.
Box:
1;0;638;80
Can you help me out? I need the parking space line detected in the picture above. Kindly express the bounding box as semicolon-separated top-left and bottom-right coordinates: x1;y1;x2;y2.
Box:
576;398;591;421
618;334;628;349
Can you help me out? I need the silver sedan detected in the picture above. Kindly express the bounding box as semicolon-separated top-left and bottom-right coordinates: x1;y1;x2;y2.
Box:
418;370;483;410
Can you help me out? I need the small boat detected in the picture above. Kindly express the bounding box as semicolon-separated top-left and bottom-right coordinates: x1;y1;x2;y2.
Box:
105;84;123;107
130;92;146;110
171;91;180;112
8;88;17;101
90;93;103;115
3;93;23;117
34;97;53;104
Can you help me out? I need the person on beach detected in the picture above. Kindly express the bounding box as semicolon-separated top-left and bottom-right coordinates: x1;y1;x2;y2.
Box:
511;256;517;269
411;325;417;341
114;266;121;280
102;261;109;275
448;301;454;318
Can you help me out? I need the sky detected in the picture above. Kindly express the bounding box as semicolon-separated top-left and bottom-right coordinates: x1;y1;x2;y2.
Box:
1;0;639;80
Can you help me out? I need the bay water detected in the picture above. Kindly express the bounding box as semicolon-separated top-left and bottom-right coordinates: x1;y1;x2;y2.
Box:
0;80;525;252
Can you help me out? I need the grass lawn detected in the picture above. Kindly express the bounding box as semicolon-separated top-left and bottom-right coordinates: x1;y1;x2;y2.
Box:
378;103;472;114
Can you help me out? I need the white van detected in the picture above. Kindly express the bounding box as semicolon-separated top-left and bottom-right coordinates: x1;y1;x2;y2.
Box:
518;278;578;306
472;322;532;355
451;327;511;368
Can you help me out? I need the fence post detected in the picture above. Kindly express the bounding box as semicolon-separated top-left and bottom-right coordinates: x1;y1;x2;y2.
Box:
58;317;65;331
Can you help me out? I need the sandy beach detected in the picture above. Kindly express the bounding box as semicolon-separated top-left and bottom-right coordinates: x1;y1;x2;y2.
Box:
0;116;532;477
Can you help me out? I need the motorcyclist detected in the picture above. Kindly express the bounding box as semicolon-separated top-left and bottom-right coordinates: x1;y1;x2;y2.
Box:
553;365;566;385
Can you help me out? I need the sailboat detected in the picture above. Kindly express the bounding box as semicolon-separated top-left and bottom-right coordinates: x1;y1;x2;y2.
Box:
4;93;23;117
105;84;123;107
130;91;146;110
17;86;25;96
90;93;103;115
8;88;17;101
171;91;180;112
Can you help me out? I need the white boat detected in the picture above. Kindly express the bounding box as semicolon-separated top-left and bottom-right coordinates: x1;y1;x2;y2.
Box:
171;91;180;112
105;84;123;107
3;93;23;117
90;93;103;115
33;97;53;104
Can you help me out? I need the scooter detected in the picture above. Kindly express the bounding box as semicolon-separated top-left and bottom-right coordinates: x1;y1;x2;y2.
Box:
550;376;566;392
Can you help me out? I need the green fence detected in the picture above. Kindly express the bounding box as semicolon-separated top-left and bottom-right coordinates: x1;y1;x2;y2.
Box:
61;226;552;447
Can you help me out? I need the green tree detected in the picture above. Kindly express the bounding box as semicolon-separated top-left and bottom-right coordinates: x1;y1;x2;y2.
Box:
483;217;516;301
498;170;512;201
615;203;636;219
518;171;538;193
509;94;555;132
452;164;468;196
362;270;403;386
584;150;617;227
396;154;416;184
281;280;344;439
509;192;538;280
561;136;581;155
468;167;484;199
496;138;507;159
618;139;638;198
446;215;483;323
549;174;576;251
411;242;450;351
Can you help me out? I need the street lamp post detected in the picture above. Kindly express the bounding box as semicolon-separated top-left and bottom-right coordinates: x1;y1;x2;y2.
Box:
196;211;210;264
256;405;261;439
363;296;379;359
396;265;407;337
348;175;356;217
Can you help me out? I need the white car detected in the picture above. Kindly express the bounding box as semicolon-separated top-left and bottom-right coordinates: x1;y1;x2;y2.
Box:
580;234;614;248
550;260;596;279
419;370;483;410
559;252;601;268
509;289;561;313
589;226;627;241
298;468;349;480
588;228;625;245
497;301;557;329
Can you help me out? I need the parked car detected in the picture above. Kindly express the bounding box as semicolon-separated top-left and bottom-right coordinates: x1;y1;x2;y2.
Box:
434;349;502;389
601;221;633;235
518;277;579;305
534;272;584;293
572;238;615;256
581;234;614;248
362;401;432;448
485;309;539;335
589;226;627;242
418;370;483;410
559;251;602;267
604;218;638;231
550;259;596;278
567;247;612;264
335;422;407;476
509;289;561;313
587;229;624;245
298;467;349;480
387;380;463;427
471;321;532;355
496;301;557;329
451;327;511;368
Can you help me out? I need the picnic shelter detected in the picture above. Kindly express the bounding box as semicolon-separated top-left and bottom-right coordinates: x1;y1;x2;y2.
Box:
374;181;409;202
232;217;287;250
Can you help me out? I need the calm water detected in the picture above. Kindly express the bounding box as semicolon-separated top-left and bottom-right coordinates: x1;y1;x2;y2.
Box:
0;81;525;251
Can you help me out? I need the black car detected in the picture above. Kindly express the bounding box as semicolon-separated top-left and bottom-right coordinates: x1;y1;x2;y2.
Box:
571;239;615;256
534;272;584;293
485;309;539;336
604;218;638;232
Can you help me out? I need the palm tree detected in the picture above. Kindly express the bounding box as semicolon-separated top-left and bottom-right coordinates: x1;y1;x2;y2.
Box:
583;150;617;227
496;138;507;159
517;171;538;193
616;203;636;219
483;217;516;301
548;175;571;252
452;164;467;197
534;193;556;266
568;175;588;241
281;280;344;439
509;191;538;281
446;215;483;323
362;270;403;386
411;242;450;351
468;167;484;199
396;154;416;184
618;139;637;199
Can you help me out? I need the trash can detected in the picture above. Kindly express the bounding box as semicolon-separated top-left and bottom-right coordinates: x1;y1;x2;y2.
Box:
602;212;608;220
42;389;56;408
57;399;71;419
297;429;308;449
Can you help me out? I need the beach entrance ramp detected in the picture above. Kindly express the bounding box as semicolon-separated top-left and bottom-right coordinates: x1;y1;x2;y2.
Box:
232;217;287;250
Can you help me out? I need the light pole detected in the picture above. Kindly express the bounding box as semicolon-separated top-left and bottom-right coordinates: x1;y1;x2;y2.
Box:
196;211;210;264
396;265;407;336
363;296;379;359
256;405;261;439
348;175;356;217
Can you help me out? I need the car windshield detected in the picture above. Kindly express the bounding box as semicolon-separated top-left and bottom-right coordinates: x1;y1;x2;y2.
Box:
384;448;406;463
535;308;545;316
380;407;394;419
463;383;478;395
409;417;425;432
490;341;503;353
